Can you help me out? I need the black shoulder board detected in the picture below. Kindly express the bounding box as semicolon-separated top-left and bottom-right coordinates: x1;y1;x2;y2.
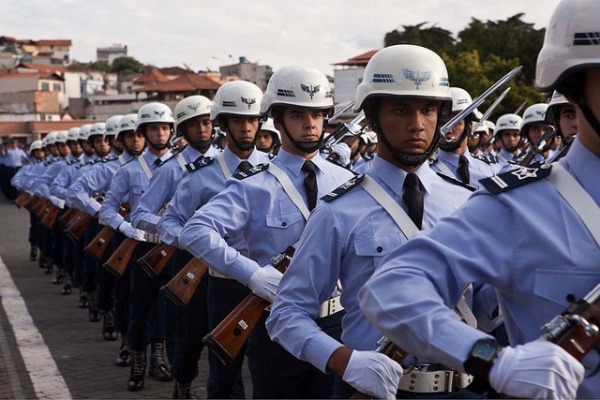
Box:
233;163;269;180
268;153;275;160
185;156;214;173
322;174;365;202
480;164;552;194
66;159;78;165
471;153;492;165
435;172;477;192
102;156;118;163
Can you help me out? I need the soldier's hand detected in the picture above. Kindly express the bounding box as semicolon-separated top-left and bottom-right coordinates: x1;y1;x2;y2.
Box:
342;350;403;399
118;222;146;242
489;339;584;399
247;265;282;303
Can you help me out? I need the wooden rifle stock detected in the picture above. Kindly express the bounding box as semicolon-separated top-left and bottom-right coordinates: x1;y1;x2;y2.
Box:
350;337;409;398
84;202;130;260
40;203;60;229
14;192;31;208
138;242;177;279
103;237;139;278
65;211;93;242
202;246;295;365
33;198;48;217
59;207;78;225
85;225;115;260
24;195;40;211
161;257;208;309
542;281;600;361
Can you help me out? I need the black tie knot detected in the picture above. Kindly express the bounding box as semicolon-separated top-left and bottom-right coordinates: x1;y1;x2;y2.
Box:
237;160;253;173
302;160;318;211
153;158;163;167
403;173;424;229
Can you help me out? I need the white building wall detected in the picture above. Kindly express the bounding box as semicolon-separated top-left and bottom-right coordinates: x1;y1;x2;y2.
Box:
333;67;365;105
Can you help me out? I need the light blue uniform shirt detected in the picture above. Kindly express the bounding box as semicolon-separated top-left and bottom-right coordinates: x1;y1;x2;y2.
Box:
68;152;131;215
266;156;472;372
49;154;80;201
99;149;171;231
34;156;69;198
431;150;498;189
4;148;27;167
18;160;47;192
358;137;599;398
131;145;214;234
495;148;519;169
179;148;354;286
158;146;268;246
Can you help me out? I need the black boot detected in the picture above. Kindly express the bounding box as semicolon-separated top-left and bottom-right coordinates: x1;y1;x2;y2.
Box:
102;310;117;341
172;381;199;399
88;291;101;322
127;350;146;391
78;289;88;308
148;341;172;381
116;336;131;367
52;268;65;284
60;275;72;295
29;245;38;261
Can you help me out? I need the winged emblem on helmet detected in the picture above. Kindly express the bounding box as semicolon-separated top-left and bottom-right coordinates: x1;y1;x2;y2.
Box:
301;84;321;99
187;102;201;112
241;97;256;109
154;110;166;117
403;69;432;89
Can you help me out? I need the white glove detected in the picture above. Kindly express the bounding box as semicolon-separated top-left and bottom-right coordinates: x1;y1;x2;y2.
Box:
118;222;146;241
49;195;65;209
489;340;584;399
342;350;403;399
247;265;282;303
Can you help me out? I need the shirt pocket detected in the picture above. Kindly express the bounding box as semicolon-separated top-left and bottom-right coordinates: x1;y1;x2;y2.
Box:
534;269;600;313
265;210;304;230
353;234;404;258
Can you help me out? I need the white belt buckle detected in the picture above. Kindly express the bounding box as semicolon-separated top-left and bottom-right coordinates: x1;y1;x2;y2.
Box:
318;295;344;318
208;267;231;279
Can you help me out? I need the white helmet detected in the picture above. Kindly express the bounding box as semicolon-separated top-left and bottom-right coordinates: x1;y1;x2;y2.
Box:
29;140;43;153
174;95;213;137
105;115;124;138
67;127;80;142
260;65;334;116
450;87;478;117
535;0;600;94
78;124;93;141
211;81;262;121
135;102;174;131
474;121;489;135
55;130;69;144
45;131;58;145
117;114;137;138
354;44;451;113
88;122;107;142
41;137;48;148
494;114;523;136
260;117;281;140
521;103;549;134
545;91;569;125
485;120;496;134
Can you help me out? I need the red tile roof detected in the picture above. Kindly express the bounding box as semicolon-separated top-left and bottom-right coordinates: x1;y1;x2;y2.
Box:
134;68;170;84
134;73;221;93
20;62;69;73
35;40;72;46
332;50;379;66
0;122;29;134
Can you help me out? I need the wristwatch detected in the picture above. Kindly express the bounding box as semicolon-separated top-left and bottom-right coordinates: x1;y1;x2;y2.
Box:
463;339;502;380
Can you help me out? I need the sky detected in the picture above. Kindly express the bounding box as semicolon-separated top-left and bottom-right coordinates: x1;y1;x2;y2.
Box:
2;0;562;76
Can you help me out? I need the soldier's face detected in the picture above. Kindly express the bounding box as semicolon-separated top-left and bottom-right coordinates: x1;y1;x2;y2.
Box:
226;115;259;147
279;107;325;143
57;142;71;157
123;131;145;153
526;122;548;145
92;136;111;156
256;131;274;151
559;105;578;138
377;97;438;154
146;123;171;146
68;140;83;156
579;68;600;156
183;116;212;143
501;130;520;149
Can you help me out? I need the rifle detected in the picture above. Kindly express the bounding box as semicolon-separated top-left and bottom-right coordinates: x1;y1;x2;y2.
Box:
65;211;93;242
470;87;511;134
103;237;139;278
59;207;78;225
40;203;61;229
33;198;48;217
518;126;556;167
202;246;296;365
541;281;600;361
14;192;31;208
350;337;409;399
84;203;131;260
161;256;209;309
24;195;40;211
514;100;528;115
138;242;177;279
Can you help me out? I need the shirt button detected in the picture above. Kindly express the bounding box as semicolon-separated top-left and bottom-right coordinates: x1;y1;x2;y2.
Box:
281;222;287;227
376;246;383;253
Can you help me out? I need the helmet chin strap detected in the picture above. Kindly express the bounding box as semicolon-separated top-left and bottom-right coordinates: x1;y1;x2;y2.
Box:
577;102;600;139
148;141;169;151
499;136;520;153
228;133;256;152
280;120;325;154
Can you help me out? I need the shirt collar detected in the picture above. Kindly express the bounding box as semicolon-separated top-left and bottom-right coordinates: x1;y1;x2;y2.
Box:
370;156;434;197
437;149;461;167
276;148;326;177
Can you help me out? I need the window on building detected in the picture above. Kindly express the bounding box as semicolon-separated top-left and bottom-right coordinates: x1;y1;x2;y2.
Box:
41;82;50;91
53;83;61;92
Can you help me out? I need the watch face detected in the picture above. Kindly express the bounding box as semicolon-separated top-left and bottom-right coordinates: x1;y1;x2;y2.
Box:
473;341;497;361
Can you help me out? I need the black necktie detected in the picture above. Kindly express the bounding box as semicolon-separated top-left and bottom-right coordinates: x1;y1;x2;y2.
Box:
403;173;424;229
237;160;253;173
458;155;470;184
153;158;163;168
301;160;318;211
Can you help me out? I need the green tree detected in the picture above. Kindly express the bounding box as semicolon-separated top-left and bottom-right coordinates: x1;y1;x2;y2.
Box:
384;22;455;55
88;60;111;73
111;56;146;76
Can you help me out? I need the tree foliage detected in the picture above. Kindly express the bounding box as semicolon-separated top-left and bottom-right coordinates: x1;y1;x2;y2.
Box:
383;14;546;120
110;56;146;76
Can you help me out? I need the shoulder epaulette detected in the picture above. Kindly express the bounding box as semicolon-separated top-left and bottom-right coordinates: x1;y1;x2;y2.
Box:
435;172;477;192
233;162;269;180
185;156;214;173
66;159;79;165
102;156;118;163
480;164;552;194
268;153;275;160
321;174;365;202
428;157;439;166
160;154;177;165
471;153;493;165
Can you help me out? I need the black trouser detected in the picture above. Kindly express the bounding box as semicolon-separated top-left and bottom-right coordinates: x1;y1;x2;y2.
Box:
82;219;99;292
112;231;130;334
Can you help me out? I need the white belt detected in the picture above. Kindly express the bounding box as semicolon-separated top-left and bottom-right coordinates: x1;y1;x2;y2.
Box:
318;295;344;318
98;218;108;226
399;369;473;393
208;267;233;279
144;232;160;244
